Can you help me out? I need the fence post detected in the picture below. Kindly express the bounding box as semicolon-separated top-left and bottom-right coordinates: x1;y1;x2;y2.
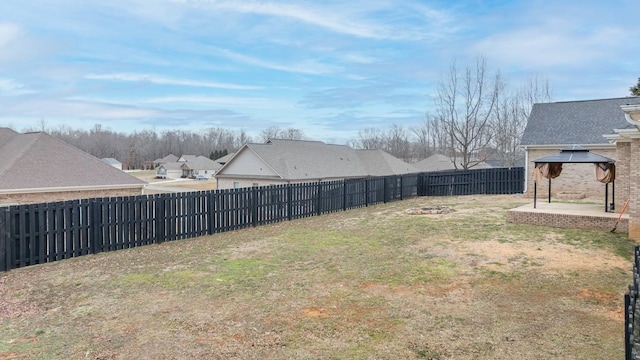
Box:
364;178;369;207
90;199;101;254
316;182;322;216
384;177;389;203
343;180;347;211
251;186;258;227
400;176;404;200
287;185;293;221
0;207;9;271
626;292;632;360
207;192;214;235
155;194;165;244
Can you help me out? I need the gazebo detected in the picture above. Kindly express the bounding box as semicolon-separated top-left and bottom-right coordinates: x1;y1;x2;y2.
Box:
532;145;615;211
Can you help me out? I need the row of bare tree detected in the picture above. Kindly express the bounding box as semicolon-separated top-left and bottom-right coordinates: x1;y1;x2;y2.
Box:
351;56;552;169
25;57;550;170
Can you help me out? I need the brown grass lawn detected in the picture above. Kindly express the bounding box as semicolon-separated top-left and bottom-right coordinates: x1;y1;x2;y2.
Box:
0;195;634;359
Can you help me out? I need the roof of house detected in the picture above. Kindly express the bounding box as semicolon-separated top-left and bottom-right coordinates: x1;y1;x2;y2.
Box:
217;139;417;180
178;155;198;163
355;149;419;176
520;96;640;146
153;154;178;164
181;156;222;171
158;162;184;171
101;157;121;165
413;154;492;172
0;128;146;191
214;152;234;164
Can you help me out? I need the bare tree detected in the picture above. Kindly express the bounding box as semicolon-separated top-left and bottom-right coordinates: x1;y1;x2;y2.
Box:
259;126;305;142
349;128;385;150
410;115;449;160
432;56;503;169
493;76;552;167
384;124;411;160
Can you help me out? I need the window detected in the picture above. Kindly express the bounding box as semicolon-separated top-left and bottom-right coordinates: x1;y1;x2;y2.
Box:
253;183;259;187
234;182;240;189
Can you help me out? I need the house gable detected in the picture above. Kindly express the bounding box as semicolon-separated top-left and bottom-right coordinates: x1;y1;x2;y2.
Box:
217;146;280;178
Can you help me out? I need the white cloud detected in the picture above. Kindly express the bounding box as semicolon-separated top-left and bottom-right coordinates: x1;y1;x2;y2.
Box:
215;47;339;75
191;0;452;41
145;95;294;109
85;73;262;90
0;78;35;95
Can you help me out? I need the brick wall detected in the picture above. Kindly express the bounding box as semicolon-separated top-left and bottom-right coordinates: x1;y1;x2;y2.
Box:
506;210;628;233
616;141;631;210
526;147;616;200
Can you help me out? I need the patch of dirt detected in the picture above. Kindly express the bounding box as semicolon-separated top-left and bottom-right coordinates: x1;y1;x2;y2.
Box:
406;206;455;215
302;307;327;317
459;240;627;272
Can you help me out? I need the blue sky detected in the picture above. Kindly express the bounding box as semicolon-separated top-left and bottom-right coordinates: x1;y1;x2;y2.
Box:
0;0;638;144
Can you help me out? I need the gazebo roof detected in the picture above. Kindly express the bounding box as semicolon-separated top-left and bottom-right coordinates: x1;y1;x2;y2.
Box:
533;145;614;164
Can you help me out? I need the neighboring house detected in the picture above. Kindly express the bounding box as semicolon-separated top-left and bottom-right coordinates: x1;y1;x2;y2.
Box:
177;155;198;163
215;139;418;189
0;128;146;205
155;162;185;179
413;154;492;172
155;155;221;179
181;156;221;179
152;154;179;167
101;157;123;170
520;97;640;198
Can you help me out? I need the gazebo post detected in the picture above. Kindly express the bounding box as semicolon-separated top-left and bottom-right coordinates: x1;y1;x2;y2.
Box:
534;181;537;208
612;180;615;211
548;177;551;203
605;183;608;213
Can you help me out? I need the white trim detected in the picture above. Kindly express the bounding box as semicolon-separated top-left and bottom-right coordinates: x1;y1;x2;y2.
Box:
622;104;640;126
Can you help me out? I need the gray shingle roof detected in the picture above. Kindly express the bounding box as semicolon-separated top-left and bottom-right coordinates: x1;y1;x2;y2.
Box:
0;128;145;191
520;97;640;146
101;157;121;165
218;139;416;180
355;149;418;176
413;154;492;172
181;156;221;171
153;154;178;164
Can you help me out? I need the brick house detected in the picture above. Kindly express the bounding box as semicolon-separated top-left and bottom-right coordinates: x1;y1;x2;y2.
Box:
0;128;146;205
606;103;640;240
520;97;640;200
215;139;418;189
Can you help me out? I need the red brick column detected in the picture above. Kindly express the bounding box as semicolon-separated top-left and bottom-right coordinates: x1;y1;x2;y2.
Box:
616;141;631;213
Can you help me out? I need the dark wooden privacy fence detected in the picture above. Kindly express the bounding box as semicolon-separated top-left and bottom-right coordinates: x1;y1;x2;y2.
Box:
420;167;524;196
626;245;640;360
0;167;523;272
